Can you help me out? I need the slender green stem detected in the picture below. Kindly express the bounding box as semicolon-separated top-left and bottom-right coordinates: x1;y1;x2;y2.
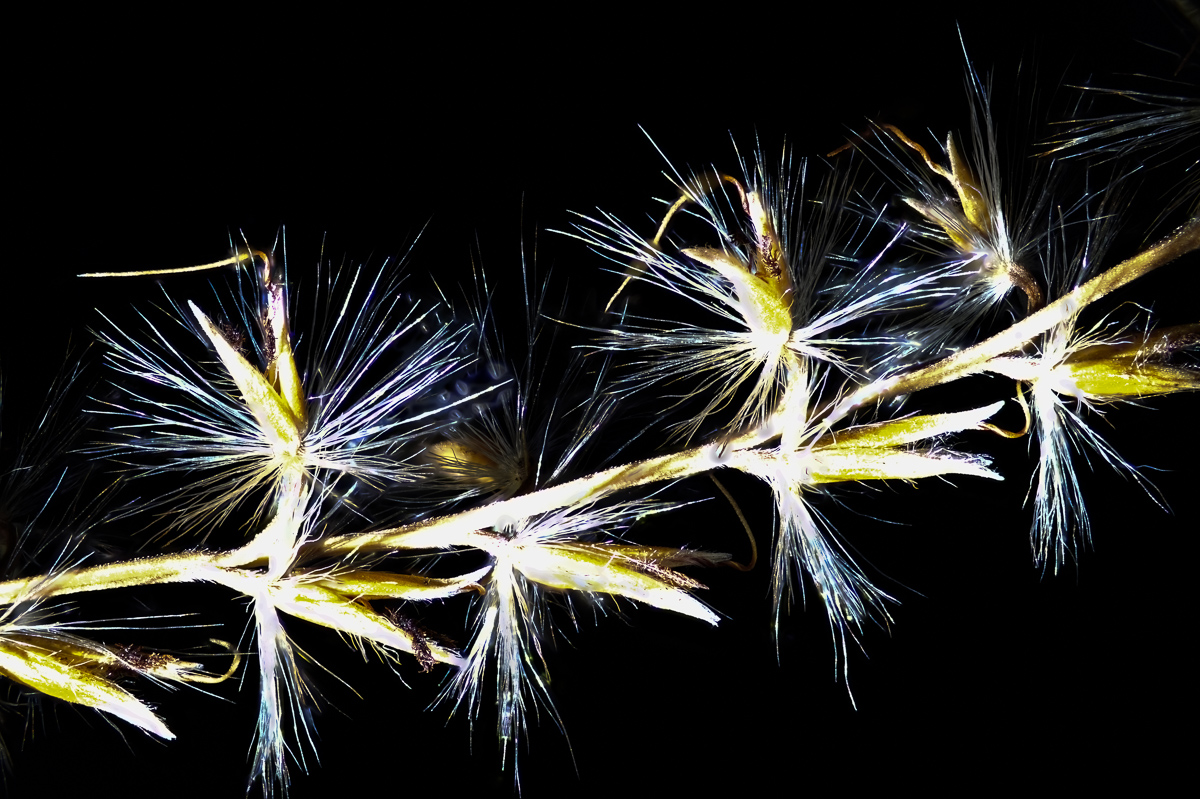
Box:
0;435;753;603
309;436;746;558
0;507;312;606
0;551;219;605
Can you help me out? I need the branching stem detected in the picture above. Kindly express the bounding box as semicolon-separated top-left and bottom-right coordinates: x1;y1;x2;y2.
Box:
2;219;1193;607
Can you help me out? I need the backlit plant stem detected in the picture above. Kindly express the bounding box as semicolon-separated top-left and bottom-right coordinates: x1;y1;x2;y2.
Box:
4;216;1192;608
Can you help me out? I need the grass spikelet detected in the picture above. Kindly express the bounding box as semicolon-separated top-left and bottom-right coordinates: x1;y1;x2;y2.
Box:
573;141;942;443
849;41;1065;361
983;184;1198;571
245;595;314;798
91;245;476;543
438;530;558;791
441;497;719;788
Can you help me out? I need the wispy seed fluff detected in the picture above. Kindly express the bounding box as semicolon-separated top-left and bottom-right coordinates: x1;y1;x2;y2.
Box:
572;141;942;443
92;248;477;542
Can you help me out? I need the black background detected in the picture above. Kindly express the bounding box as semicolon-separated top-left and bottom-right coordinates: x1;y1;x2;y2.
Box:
6;2;1197;796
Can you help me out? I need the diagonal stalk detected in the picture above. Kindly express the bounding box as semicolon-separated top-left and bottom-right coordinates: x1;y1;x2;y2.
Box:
3;218;1193;605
